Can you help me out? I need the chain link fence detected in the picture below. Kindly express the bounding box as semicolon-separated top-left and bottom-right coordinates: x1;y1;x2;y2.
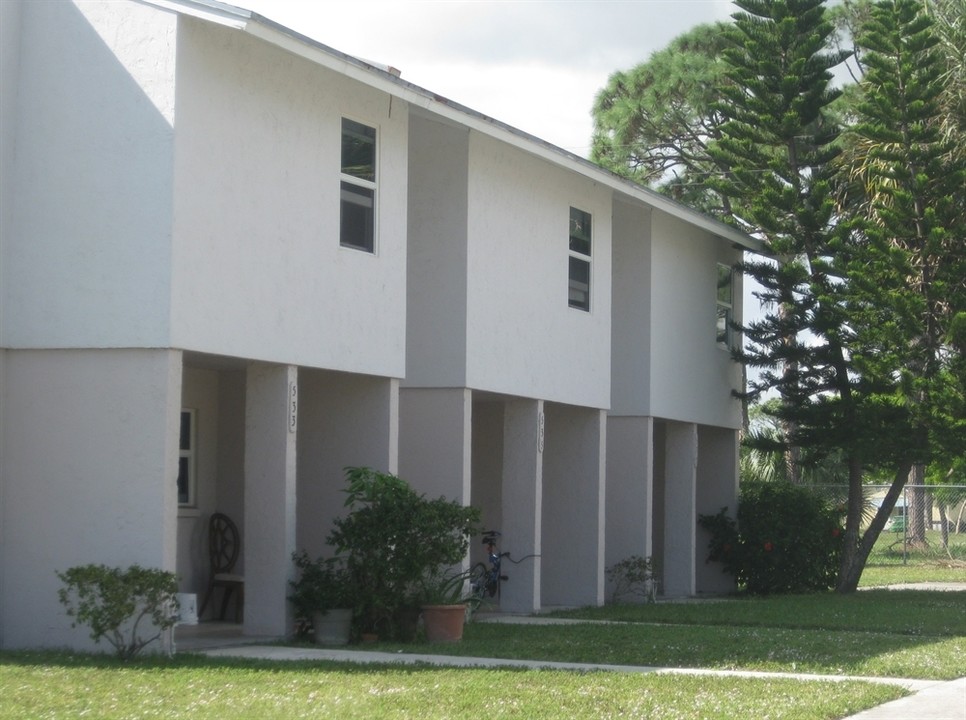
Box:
806;484;966;565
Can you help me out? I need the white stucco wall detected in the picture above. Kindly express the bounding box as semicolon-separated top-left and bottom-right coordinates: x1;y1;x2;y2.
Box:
647;211;743;428
464;134;612;408
1;0;22;296
1;349;181;649
610;199;653;415
398;388;472;504
406;114;470;388
170;19;408;377
2;0;177;349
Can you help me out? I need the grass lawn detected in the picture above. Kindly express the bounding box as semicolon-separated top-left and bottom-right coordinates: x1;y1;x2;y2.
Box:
859;527;966;587
4;570;963;719
1;652;906;720
529;591;966;679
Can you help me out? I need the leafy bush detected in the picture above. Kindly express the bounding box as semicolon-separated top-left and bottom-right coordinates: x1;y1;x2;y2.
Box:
326;467;481;638
56;564;179;660
606;555;660;604
289;551;355;620
699;482;844;595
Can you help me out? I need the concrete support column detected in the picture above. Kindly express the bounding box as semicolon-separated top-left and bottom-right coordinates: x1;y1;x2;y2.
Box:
696;426;739;594
500;399;543;613
244;363;297;636
604;416;653;598
398;388;471;503
543;406;606;608
663;421;697;597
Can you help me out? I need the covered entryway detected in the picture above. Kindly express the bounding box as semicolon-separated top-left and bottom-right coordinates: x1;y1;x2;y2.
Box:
177;354;399;638
607;415;738;599
398;388;606;614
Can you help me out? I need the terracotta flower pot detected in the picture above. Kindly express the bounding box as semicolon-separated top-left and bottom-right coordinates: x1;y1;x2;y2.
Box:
421;604;466;643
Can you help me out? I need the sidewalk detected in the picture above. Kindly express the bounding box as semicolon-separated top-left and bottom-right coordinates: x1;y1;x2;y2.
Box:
196;640;964;720
844;677;964;719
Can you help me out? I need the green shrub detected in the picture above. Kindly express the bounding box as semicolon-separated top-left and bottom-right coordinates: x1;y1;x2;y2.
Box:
606;555;660;604
326;467;481;638
288;551;356;630
699;482;844;595
56;564;179;660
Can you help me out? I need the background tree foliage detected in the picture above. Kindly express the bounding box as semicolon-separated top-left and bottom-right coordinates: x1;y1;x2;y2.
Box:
838;0;966;557
592;0;964;591
590;23;731;213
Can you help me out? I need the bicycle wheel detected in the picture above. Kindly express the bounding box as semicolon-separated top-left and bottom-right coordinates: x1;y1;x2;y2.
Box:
467;562;488;612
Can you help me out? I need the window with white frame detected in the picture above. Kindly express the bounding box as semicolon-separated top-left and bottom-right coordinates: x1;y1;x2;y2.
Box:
340;118;376;252
716;263;734;347
569;207;592;311
177;409;196;507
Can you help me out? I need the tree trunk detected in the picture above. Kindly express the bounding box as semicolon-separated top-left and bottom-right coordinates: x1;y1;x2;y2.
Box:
939;505;949;552
837;460;912;593
780;303;803;485
907;464;927;546
784;444;803;484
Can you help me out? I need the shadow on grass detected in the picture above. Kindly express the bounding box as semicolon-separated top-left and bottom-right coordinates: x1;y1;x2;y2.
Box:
552;589;966;635
0;648;525;675
436;621;962;678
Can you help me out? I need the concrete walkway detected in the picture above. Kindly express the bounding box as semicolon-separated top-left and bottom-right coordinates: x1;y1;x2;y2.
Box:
196;639;964;719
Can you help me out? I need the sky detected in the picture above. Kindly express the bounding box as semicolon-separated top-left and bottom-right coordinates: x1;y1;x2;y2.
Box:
237;0;735;158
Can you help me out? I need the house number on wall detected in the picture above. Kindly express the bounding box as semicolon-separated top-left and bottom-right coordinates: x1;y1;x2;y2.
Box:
288;381;298;433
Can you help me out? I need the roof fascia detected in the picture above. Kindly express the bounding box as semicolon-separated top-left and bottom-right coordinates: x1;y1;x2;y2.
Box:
135;0;252;29
140;0;764;254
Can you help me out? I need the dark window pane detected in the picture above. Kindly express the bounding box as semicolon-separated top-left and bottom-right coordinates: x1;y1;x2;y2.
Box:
177;456;190;504
342;119;376;181
717;264;733;304
569;257;590;311
340;182;375;252
569;207;591;256
180;411;191;450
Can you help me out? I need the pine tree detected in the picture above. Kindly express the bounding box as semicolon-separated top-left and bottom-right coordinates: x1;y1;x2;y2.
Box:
835;0;966;588
709;0;850;488
711;0;964;592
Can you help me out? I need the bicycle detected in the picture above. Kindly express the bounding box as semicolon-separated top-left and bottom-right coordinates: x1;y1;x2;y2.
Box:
466;530;541;614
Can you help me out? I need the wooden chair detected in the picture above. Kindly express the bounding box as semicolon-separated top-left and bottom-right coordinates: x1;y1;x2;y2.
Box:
198;512;244;622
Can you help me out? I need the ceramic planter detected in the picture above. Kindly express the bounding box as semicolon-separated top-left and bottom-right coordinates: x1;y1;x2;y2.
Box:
312;608;352;645
421;604;466;643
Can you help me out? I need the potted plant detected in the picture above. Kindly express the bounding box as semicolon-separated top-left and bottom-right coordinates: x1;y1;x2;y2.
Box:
417;569;473;643
326;467;481;641
288;550;354;645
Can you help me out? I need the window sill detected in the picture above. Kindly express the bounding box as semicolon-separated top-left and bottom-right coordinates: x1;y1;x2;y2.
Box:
178;507;201;519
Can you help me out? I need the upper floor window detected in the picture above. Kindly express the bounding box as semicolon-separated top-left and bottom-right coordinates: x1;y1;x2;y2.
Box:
341;118;376;252
177;409;196;507
716;263;734;347
569;207;592;311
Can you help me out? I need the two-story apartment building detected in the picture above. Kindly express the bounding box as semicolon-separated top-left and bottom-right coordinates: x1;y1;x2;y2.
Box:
0;0;760;651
